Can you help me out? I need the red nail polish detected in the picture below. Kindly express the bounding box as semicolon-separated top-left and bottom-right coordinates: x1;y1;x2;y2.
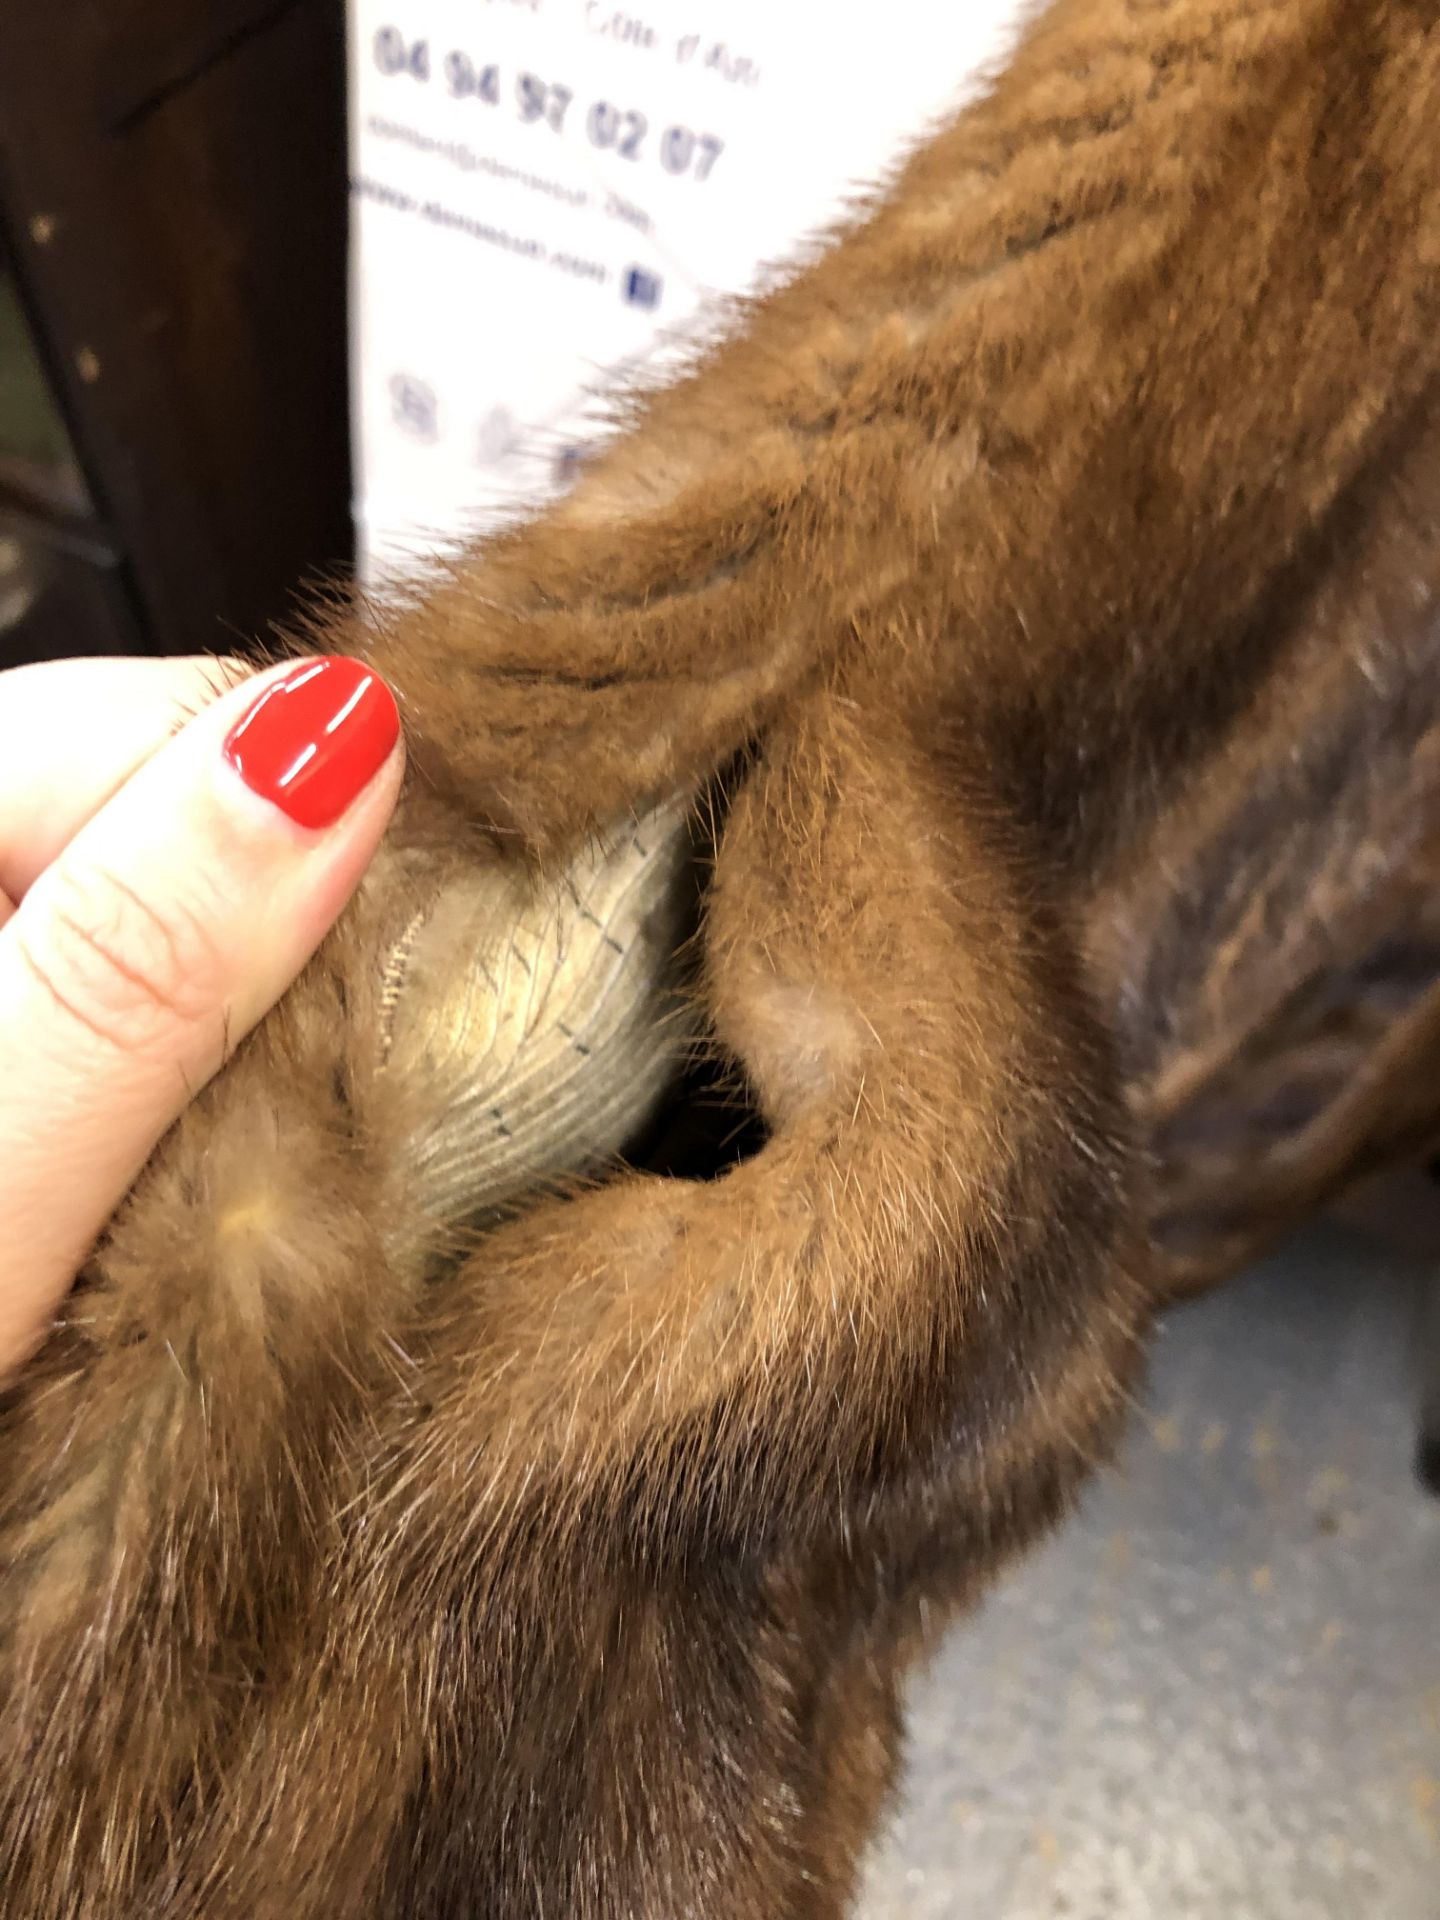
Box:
223;657;399;829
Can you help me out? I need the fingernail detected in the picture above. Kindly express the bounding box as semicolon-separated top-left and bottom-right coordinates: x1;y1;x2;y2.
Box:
223;657;399;829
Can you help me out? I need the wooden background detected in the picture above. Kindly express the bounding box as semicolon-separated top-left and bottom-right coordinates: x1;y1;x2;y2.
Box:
0;0;351;668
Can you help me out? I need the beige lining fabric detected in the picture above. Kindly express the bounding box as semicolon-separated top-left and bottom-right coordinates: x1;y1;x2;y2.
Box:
374;804;693;1273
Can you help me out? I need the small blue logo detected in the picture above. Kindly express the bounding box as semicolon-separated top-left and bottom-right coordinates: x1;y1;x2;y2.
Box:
622;266;663;311
389;373;439;443
553;444;587;485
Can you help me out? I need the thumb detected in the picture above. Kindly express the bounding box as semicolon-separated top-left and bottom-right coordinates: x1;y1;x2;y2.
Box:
0;654;403;1375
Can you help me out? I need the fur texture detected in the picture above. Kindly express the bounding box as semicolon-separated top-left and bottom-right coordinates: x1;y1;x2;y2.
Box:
3;1;1440;1912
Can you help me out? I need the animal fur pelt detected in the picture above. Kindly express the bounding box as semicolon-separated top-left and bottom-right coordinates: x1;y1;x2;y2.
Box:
3;1;1440;1912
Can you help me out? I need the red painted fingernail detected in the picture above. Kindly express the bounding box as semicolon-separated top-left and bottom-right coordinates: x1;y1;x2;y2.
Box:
223;656;399;829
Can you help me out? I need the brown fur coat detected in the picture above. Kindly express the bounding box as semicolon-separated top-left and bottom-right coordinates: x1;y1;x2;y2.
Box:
3;1;1440;1912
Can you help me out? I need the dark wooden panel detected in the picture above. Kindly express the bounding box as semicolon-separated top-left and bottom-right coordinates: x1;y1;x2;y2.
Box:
98;0;309;133
120;4;354;640
0;0;350;657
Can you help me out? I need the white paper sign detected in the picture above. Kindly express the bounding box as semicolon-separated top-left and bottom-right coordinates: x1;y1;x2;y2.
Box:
348;0;1028;581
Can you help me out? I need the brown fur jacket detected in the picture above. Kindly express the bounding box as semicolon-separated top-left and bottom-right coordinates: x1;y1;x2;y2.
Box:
3;1;1440;1912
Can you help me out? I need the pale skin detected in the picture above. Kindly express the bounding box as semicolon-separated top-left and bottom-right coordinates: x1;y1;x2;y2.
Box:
0;655;404;1378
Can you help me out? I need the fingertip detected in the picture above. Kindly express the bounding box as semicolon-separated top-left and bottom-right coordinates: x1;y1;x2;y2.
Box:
221;657;402;831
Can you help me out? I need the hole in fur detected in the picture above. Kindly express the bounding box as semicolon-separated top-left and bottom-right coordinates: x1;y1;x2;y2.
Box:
624;1048;770;1181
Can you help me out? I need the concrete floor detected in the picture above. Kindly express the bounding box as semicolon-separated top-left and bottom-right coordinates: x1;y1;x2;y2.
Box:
857;1226;1440;1919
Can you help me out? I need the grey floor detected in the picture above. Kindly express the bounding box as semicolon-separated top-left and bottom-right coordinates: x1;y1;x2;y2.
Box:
857;1226;1440;1919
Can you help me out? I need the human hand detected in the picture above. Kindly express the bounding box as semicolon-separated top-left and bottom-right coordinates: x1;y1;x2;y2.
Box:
0;652;403;1378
